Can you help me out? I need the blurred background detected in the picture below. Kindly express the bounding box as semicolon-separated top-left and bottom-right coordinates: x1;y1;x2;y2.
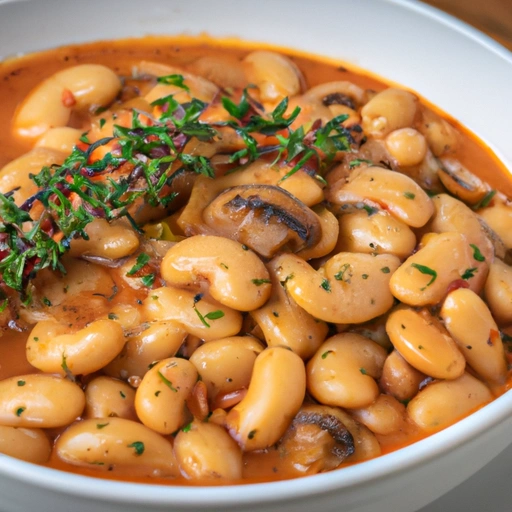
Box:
423;0;512;50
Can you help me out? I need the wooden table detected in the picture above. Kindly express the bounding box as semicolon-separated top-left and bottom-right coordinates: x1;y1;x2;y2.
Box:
422;0;512;50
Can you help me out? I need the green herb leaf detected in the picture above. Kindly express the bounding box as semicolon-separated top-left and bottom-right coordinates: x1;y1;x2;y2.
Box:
157;370;178;392
410;263;437;290
127;253;150;276
320;278;331;292
251;278;271;286
469;244;485;262
461;267;478;280
127;441;145;456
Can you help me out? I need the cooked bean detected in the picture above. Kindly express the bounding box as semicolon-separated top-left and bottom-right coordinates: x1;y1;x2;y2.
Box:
189;336;264;408
336;208;416;260
161;235;271;311
0;374;85;428
84;376;137;421
0;147;67;204
135;358;198;435
35;126;81;153
26;319;125;376
386;307;465;379
478;201;512;249
0;426;51;464
407;373;492;432
225;347;306;451
69;218;140;260
243;51;303;104
251;257;328;359
419;107;460;156
275;252;400;324
13;64;121;139
390;231;476;306
143;286;243;341
361;88;419;137
105;321;187;379
334;167;434;227
441;288;507;384
350;394;407;435
484;260;512;325
174;421;243;480
55;417;179;476
307;333;387;409
385;128;427;167
380;350;426;402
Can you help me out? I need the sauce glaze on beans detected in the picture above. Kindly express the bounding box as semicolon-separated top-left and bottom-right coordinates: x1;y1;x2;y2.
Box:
0;35;511;486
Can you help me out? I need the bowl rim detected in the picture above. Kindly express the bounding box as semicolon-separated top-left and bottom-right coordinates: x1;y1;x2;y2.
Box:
1;0;512;506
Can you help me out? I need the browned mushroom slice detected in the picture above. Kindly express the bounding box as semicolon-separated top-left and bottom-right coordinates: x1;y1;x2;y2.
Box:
278;405;355;474
438;157;490;206
202;185;322;258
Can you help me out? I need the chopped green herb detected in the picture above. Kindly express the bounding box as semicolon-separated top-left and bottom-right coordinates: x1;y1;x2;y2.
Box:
359;368;368;375
334;263;352;282
418;345;424;350
461;267;478;280
251;278;271;286
272;311;279;317
181;423;192;433
33;337;39;342
193;306;225;328
154;390;161;397
380;267;390;274
410;263;437;290
127;441;145;456
403;191;415;200
96;422;109;429
108;313;118;320
220;262;229;270
17;380;25;387
241;244;249;251
349;158;373;169
99;118;106;129
279;273;295;287
472;190;496;210
248;429;257;440
127;253;150;276
15;407;25;417
469;244;485;262
157;370;178;392
119;391;126;399
320;278;331;292
321;350;333;359
362;274;369;280
42;297;52;306
61;353;74;381
0;300;8;313
141;273;156;287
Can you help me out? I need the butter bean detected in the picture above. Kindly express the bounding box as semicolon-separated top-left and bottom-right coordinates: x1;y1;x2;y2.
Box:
307;333;387;409
0;374;85;428
386;307;465;379
55;417;179;476
441;288;507;384
174;421;243;480
135;358;198;435
225;347;306;451
407;373;492;432
0;426;51;463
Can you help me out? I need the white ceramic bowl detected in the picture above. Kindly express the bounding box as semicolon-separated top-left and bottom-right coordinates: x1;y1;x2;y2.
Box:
0;1;511;512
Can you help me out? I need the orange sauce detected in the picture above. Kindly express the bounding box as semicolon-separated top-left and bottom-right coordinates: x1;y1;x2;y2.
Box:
0;35;511;486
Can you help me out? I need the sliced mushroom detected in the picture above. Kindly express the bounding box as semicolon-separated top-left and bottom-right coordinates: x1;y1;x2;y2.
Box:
279;404;355;473
438;157;489;205
202;184;322;258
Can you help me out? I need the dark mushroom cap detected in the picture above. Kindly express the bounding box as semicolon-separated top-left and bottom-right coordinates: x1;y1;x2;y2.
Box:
202;184;322;258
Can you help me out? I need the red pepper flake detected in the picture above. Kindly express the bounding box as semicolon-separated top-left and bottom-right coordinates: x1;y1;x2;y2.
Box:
488;329;500;347
61;88;76;108
446;279;470;295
